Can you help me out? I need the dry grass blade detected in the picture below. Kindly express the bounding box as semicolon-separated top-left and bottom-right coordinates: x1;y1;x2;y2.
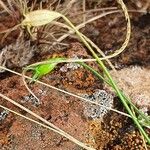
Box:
22;69;40;104
82;0;86;26
60;0;77;15
0;92;95;150
0;66;131;118
0;0;13;15
76;7;118;14
50;10;121;72
52;0;131;60
50;10;120;48
0;104;85;146
49;10;122;73
51;21;116;72
109;0;131;59
0;104;59;132
141;131;148;150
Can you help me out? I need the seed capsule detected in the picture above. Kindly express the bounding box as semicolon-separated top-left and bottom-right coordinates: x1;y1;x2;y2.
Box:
22;10;62;27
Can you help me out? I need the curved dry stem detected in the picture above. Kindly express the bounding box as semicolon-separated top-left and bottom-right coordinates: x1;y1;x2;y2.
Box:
22;69;40;104
51;0;131;60
110;0;131;59
50;10;120;48
74;7;117;16
52;21;116;72
75;8;147;16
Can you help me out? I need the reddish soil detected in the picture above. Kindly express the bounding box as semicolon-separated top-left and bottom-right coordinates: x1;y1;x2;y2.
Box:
0;1;150;150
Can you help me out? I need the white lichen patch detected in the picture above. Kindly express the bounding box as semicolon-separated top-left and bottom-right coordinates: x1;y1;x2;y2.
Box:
22;94;41;106
0;109;9;122
107;66;150;110
83;90;114;119
60;56;82;72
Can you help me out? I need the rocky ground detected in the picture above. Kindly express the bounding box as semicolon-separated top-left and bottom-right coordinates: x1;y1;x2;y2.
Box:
0;0;150;149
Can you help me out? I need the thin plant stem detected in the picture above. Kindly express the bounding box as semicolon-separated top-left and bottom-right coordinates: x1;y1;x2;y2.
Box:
0;104;93;148
61;15;150;144
0;92;95;150
79;62;150;128
0;66;131;118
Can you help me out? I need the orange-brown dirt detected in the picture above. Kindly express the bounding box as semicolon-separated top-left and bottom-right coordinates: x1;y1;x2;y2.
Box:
0;0;150;150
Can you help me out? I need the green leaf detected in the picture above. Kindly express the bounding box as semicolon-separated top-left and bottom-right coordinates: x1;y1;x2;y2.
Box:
31;57;65;82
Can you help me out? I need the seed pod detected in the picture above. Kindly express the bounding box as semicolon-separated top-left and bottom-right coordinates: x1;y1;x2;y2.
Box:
22;10;62;27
